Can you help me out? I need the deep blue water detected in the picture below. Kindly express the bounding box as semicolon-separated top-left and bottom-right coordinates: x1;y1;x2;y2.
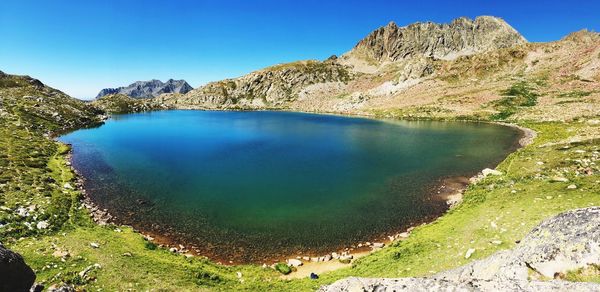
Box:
60;110;521;263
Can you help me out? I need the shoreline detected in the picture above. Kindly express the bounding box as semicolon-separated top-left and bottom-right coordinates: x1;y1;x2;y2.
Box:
60;110;536;273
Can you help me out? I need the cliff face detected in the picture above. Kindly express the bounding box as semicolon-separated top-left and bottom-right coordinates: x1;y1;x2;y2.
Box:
96;79;193;99
345;16;526;63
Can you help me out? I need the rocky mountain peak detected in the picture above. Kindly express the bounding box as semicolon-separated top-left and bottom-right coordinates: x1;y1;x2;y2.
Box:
96;79;193;99
344;16;526;63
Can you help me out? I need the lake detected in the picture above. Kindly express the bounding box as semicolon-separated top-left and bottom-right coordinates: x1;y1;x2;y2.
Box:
60;110;521;263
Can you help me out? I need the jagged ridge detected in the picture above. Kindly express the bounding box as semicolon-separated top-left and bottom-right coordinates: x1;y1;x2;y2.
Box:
96;79;193;99
345;16;526;63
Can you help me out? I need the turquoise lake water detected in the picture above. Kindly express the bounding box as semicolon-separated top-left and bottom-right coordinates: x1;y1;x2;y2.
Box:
60;110;521;263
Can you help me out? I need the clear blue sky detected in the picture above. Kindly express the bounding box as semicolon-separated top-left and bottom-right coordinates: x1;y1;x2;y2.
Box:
1;0;599;99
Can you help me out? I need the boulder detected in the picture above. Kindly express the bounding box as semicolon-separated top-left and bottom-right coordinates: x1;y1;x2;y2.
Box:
320;207;600;291
482;168;503;177
0;245;36;292
287;258;303;267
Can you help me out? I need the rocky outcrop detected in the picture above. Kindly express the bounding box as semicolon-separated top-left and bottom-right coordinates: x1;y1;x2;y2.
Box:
320;207;600;291
159;60;352;108
0;245;36;292
344;16;526;64
96;79;193;99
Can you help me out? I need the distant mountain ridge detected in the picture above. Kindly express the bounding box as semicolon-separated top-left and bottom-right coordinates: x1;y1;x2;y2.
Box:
96;79;193;99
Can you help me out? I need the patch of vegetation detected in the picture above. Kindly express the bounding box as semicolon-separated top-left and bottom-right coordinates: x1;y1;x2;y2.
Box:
274;263;292;275
491;81;540;120
555;90;593;99
564;264;600;283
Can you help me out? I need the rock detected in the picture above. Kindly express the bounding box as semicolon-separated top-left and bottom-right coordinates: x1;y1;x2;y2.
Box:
31;283;44;292
323;254;332;261
398;232;410;238
567;184;577;189
16;207;29;217
372;242;385;248
36;220;49;229
465;248;476;259
0;245;36;292
287;258;303;267
47;284;75;292
482;168;503;177
550;176;569;182
169;247;178;253
52;250;70;259
322;207;600;291
63;183;73;189
302;256;310;261
122;252;132;257
236;271;242;278
79;263;101;278
89;242;100;248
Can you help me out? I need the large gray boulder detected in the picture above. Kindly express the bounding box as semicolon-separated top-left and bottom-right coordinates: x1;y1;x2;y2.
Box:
0;245;35;292
320;207;600;291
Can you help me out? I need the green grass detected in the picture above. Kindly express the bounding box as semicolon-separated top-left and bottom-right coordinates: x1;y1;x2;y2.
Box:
564;264;600;283
491;81;540;120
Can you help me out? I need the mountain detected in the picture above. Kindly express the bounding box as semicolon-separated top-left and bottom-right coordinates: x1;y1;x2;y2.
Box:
163;16;533;111
158;60;351;109
95;79;193;99
159;16;599;122
342;16;526;64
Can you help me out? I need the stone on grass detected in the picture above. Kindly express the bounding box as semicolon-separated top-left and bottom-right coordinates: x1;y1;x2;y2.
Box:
465;248;475;259
482;168;502;177
36;220;49;229
287;258;303;267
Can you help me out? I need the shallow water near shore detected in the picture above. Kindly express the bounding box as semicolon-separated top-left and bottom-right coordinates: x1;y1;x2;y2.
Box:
60;110;521;263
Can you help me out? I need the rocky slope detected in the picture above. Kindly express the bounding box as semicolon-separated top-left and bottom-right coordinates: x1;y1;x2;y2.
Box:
95;79;192;99
158;60;352;109
320;207;600;291
92;93;170;114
